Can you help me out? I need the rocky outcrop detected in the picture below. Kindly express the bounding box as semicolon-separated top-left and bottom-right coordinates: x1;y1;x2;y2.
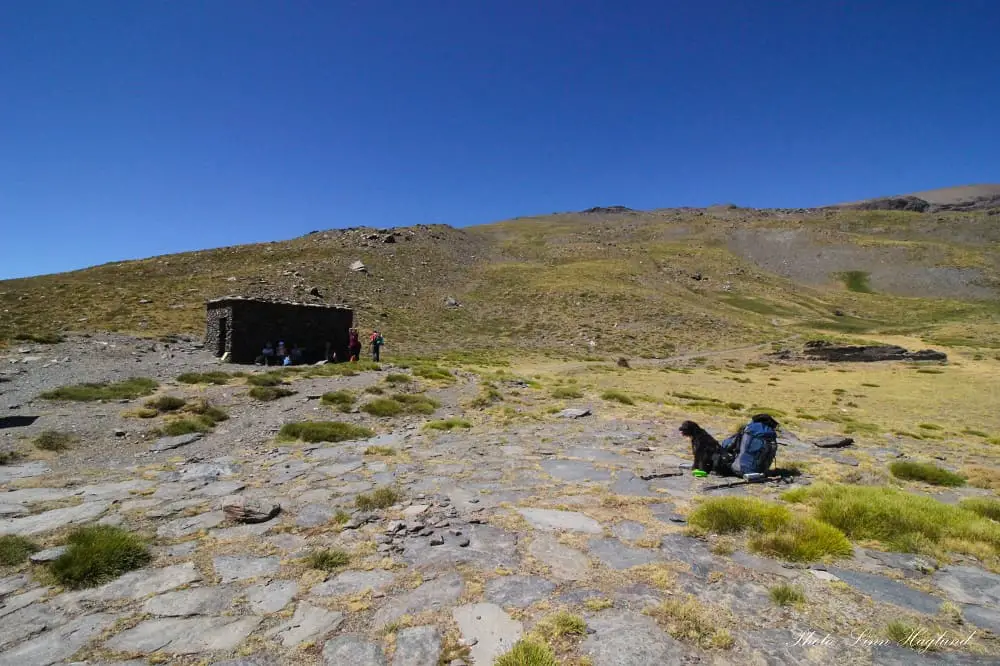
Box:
802;341;946;363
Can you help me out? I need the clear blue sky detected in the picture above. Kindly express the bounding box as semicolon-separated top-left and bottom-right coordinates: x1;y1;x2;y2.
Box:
2;1;998;279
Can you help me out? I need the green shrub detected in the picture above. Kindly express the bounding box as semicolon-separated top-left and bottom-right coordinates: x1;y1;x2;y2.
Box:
770;584;806;606
688;497;790;534
839;271;873;293
551;387;583;399
40;377;158;402
959;497;1000;522
0;450;25;465
918;423;943;431
14;331;64;344
50;526;151;589
412;366;453;381
364;385;385;395
962;429;990;438
0;535;39;565
494;639;557;666
176;371;237;385
647;595;735;649
392;393;440;414
425;418;472;431
890;461;966;487
279;421;375;443
33;430;77;451
305;549;350;571
182;399;228;423
247;372;286;387
534;612;587;640
159;418;211;436
248;386;296;401
361;398;403;417
364;446;396;456
384;373;411;384
601;390;634;405
321;390;355;412
355;487;401;511
145;395;187;412
332;509;351;525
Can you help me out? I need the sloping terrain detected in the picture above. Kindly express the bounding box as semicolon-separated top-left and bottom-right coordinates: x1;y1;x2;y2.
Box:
2;196;1000;357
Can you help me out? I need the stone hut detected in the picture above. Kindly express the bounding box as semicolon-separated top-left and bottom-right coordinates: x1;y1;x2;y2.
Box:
205;297;354;364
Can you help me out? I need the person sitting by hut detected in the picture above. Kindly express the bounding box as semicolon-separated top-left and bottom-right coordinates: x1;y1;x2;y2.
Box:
290;344;304;365
261;342;275;366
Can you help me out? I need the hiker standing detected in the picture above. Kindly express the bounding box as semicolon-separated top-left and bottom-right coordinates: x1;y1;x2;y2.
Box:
370;330;384;362
348;329;361;362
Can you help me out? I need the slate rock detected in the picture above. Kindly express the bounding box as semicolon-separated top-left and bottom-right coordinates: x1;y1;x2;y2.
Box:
400;524;519;570
0;501;111;537
0;603;65;650
0;463;50;484
0;588;47;619
296;504;336;527
0;612;119;666
517;507;603;533
485;575;556;608
610;471;656;497
222;496;281;523
0;574;29;598
870;644;997;665
213;656;280;666
558;408;591;419
156;510;227;538
393;626;441;666
214;555;281;583
372;572;464;627
323;634;386;666
828;567;943;614
812;436;854;448
540;459;611;482
142;586;237;616
29;546;68;563
77;479;155;501
588;538;658;570
865;549;936;578
55;562;202;607
247;579;298;614
267;602;344;647
581;609;683;666
611;521;647;541
311;570;395;598
739;628;867;665
197;480;248;497
104;616;262;654
932;565;1000;607
150;433;202;452
961;603;1000;634
452;603;523;666
660;534;716;578
527;534;591;581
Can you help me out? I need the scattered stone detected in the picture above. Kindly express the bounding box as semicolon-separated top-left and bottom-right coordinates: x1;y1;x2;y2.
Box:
104;616;262;655
323;634;385;666
528;534;591;581
150;433;202;452
373;572;464;627
581;610;683;666
143;586;237;616
452;603;523;666
222;496;281;523
402;504;430;517
812;436;854;449
0;612;119;666
213;555;281;583
429;534;445;546
156;510;226;538
811;569;840;582
28;546;68;563
0;501;110;537
349;260;367;273
393;626;442;666
558;408;591;419
832;454;860;467
247;580;299;614
485;575;556;608
268;602;344;647
311;570;395;598
588;538;658;570
517;507;603;533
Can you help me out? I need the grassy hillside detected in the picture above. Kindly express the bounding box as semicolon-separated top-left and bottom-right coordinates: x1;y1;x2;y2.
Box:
2;206;999;357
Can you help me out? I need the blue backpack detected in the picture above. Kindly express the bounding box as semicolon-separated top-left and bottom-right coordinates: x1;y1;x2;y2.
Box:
721;419;778;476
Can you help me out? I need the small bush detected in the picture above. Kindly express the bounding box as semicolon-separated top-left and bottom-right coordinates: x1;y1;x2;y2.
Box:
305;549;350;571
247;372;287;387
279;421;375;443
14;331;64;344
182;398;228;422
839;271;873;293
0;450;25;465
412;366;453;381
384;373;410;384
551;387;583;399
332;509;351;525
583;597;613;612
959;497;1000;522
41;377;157;402
918;423;943;431
425;418;471;431
0;535;39;565
321;390;355;412
145;395;187;412
355;487;401;511
601;389;634;405
750;517;852;562
890;461;966;487
688;497;790;534
364;446;396;456
248;386;296;401
361;398;403;417
648;595;734;649
33;430;77;451
50;525;151;589
494;639;557;666
392;393;440;414
159;418;211;436
176;371;239;385
535;612;587;640
769;584;806;606
364;385;385;395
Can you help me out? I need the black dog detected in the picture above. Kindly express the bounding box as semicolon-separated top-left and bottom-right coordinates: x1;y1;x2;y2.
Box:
679;420;720;474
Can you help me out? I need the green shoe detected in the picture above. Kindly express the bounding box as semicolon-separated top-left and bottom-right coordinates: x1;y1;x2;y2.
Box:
692;469;708;478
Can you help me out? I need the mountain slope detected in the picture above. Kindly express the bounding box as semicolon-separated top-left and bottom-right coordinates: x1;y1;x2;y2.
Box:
2;204;1000;356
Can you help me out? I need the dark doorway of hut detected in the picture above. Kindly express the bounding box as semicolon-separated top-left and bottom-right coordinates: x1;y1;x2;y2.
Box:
217;317;228;357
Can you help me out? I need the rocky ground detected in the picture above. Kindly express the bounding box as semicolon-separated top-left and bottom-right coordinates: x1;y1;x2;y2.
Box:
1;335;999;665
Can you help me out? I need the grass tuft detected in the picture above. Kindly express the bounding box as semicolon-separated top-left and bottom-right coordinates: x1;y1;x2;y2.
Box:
412;366;453;381
248;385;296;401
145;395;187;412
647;595;735;649
601;389;634;405
384;373;411;384
50;525;151;589
769;584;806;606
176;371;238;385
0;450;25;465
279;421;375;443
40;377;158;402
889;461;966;487
959;497;1000;522
321;390;355;412
355;487;401;511
14;331;64;344
839;271;874;293
33;430;78;451
494;639;558;666
247;372;287;387
361;398;403;417
0;535;40;565
551;387;583;399
305;549;350;571
364;445;396;456
425;418;472;431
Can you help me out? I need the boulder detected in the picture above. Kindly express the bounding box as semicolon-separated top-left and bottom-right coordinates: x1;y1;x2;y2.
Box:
350;260;367;273
812;436;854;449
222;496;281;524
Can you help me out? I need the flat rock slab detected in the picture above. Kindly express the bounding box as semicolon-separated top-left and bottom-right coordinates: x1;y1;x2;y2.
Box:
0;501;110;537
1;487;76;505
870;644;998;665
738;628;869;666
0;588;47;619
485;575;556;608
104;616;262;655
373;572;464;628
317;460;364;477
660;534;716;578
0;612;119;666
214;555;280;583
610;472;656;497
581;610;684;666
961;603;1000;634
0;463;50;483
156;510;226;538
51;563;202;612
247;580;299;614
268;602;344;647
197;480;248;497
558;408;591;419
401;524;520;570
1;604;65;650
143;586;237;616
150;433;203;452
323;635;386;666
29;546;68;563
452;603;523;666
0;574;29;597
517;507;603;533
311;570;396;598
588;538;659;570
829;567;943;615
566;447;625;463
864;549;936;578
527;534;591;581
77;479;155;501
392;626;441;666
932;565;1000;607
540;459;611;482
812;436;854;448
611;521;647;541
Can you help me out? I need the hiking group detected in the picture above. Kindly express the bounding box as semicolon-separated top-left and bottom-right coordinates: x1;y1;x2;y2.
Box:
256;329;385;366
348;328;384;362
680;414;780;481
